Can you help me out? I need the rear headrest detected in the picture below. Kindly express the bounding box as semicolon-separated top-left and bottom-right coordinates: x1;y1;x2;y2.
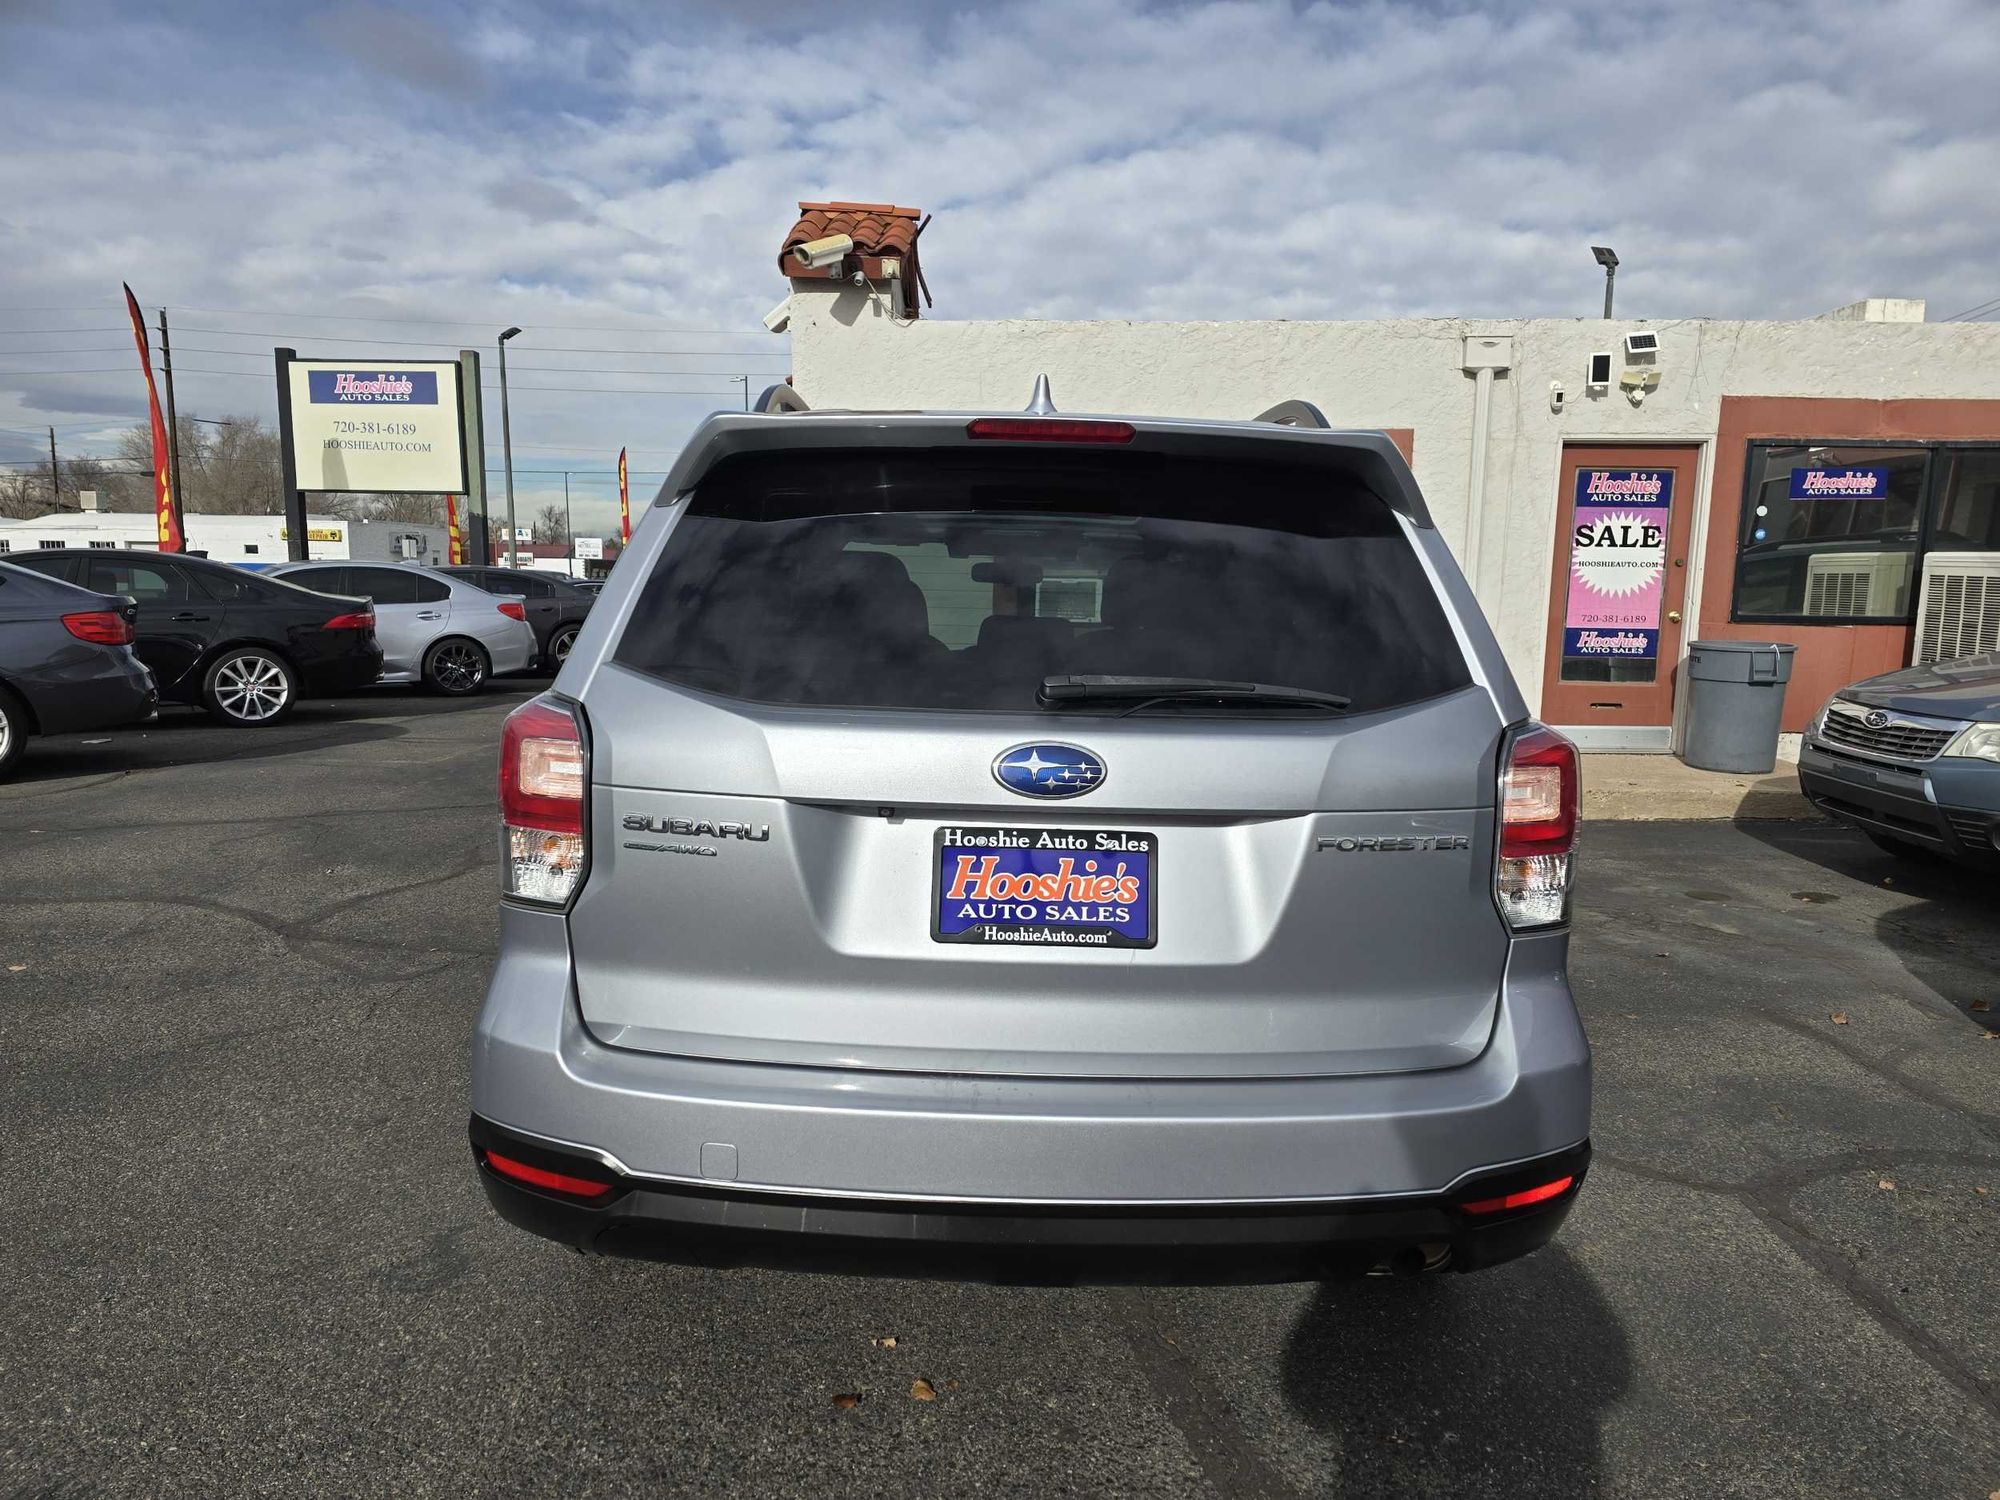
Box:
828;549;931;640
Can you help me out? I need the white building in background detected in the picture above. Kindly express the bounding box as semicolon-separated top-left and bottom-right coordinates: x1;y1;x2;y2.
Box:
773;199;2000;751
0;496;448;565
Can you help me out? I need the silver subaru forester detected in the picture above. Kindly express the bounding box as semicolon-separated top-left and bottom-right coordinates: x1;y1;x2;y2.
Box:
469;392;1591;1281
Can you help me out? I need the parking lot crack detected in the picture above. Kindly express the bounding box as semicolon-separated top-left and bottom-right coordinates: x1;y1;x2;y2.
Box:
1595;1152;2000;1423
1106;1290;1308;1500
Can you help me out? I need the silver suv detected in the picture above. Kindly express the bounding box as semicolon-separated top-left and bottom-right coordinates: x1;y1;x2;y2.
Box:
470;394;1591;1280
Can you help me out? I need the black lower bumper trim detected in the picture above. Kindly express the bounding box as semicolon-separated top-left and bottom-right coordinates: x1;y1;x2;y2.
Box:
469;1115;1588;1284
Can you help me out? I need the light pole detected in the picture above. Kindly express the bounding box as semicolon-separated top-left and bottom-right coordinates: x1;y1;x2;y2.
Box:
1592;246;1619;319
498;326;522;565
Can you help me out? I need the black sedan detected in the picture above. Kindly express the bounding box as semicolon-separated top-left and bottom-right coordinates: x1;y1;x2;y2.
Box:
0;560;158;778
1798;651;2000;870
436;566;594;670
7;549;382;727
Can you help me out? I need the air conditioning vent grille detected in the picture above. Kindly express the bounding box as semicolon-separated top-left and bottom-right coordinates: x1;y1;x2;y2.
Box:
1914;553;2000;665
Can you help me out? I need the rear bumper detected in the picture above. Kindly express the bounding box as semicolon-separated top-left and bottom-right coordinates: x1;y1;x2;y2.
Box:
25;653;157;734
1798;740;2000;864
300;643;384;697
470;1113;1587;1281
470;906;1592;1275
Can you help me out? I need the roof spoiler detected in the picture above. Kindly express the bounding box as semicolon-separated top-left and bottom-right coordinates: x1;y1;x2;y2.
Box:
1251;400;1331;429
754;383;810;413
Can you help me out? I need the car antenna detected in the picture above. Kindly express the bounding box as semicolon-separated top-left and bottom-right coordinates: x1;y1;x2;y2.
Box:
1025;374;1056;415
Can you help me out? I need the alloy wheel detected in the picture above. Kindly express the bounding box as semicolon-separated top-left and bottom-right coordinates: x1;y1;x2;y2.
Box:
214;654;290;722
432;641;487;693
551;627;579;664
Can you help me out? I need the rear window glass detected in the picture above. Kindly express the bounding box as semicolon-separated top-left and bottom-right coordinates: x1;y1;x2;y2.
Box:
613;448;1470;716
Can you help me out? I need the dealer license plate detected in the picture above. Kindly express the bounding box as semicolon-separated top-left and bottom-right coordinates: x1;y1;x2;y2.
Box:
932;825;1157;948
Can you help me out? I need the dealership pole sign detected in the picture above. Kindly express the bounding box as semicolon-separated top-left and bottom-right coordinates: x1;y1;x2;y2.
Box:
279;358;467;493
1562;469;1672;663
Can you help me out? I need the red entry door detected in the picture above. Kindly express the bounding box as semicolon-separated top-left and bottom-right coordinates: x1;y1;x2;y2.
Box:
1540;445;1700;728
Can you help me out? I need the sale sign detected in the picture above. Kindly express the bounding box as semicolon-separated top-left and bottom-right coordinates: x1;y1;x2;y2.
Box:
1562;469;1672;661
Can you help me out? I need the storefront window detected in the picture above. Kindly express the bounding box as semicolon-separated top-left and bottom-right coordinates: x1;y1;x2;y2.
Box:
1733;446;1929;621
1930;449;2000;552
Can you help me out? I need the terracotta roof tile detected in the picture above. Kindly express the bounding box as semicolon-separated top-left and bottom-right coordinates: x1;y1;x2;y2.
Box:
779;200;926;312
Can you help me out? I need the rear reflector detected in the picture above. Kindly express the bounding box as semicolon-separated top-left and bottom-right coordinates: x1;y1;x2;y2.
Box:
966;418;1135;444
500;695;587;904
1458;1175;1575;1216
498;600;528;622
1496;723;1579;930
481;1149;615;1203
321;610;375;631
61;609;136;646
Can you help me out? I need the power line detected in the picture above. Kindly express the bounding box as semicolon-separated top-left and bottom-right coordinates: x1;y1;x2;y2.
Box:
1942;294;2000;321
171;305;779;335
172;325;788;354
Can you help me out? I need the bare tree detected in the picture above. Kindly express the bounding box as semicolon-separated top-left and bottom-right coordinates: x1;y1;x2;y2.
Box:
117;413;282;515
532;503;569;544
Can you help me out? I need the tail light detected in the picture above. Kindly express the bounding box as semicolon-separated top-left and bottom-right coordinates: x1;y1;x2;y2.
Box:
500;696;587;905
61;610;136;646
1496;723;1578;930
321;609;375;631
498;601;528;622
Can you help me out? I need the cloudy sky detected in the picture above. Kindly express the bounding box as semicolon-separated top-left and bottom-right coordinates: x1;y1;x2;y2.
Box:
1;0;1995;531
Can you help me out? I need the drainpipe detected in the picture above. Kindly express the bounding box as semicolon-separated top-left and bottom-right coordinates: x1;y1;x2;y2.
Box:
1459;333;1514;600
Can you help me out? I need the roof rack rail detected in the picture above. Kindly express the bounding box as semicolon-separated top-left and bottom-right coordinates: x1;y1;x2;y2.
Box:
755;383;810;414
1252;400;1331;429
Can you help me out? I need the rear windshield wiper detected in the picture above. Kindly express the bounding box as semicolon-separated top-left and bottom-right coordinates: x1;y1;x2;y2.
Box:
1038;674;1352;715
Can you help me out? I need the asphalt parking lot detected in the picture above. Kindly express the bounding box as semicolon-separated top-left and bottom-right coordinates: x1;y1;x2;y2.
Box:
2;689;1997;1500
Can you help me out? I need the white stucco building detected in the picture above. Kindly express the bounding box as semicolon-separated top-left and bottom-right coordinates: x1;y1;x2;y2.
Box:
772;201;2000;749
0;504;449;566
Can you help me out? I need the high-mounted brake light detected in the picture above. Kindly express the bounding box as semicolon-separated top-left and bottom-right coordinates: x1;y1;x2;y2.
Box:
480;1148;615;1203
321;609;375;631
61;610;136;646
1458;1174;1575;1216
966;418;1135;444
1496;723;1578;930
500;696;587;904
498;600;528;622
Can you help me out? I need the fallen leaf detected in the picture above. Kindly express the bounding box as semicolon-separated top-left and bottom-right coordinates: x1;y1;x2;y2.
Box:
1970;1000;1991;1013
1984;1031;1999;1041
910;1379;937;1402
830;1392;861;1410
1878;1179;1896;1191
1831;1012;1850;1026
1976;1186;1990;1196
871;1335;897;1349
5;964;25;973
946;1379;961;1392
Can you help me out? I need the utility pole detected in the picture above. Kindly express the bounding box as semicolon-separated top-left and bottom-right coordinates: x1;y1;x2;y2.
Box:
563;471;573;576
158;309;188;531
47;427;59;513
736;374;750;411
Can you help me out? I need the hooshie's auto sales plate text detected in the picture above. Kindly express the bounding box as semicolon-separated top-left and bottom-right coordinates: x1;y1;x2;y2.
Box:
933;826;1157;948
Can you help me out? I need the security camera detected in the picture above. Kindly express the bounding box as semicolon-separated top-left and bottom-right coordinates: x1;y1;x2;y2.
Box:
763;297;792;335
1549;380;1567;414
792;233;854;271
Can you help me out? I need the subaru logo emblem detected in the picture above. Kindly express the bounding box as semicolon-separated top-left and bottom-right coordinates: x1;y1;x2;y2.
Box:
1863;709;1890;729
993;742;1106;799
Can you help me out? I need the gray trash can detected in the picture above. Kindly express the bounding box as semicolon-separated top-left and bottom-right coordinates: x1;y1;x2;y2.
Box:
1680;641;1797;774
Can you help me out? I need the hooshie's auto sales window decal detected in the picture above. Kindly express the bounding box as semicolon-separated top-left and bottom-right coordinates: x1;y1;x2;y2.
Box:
1562;469;1672;661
